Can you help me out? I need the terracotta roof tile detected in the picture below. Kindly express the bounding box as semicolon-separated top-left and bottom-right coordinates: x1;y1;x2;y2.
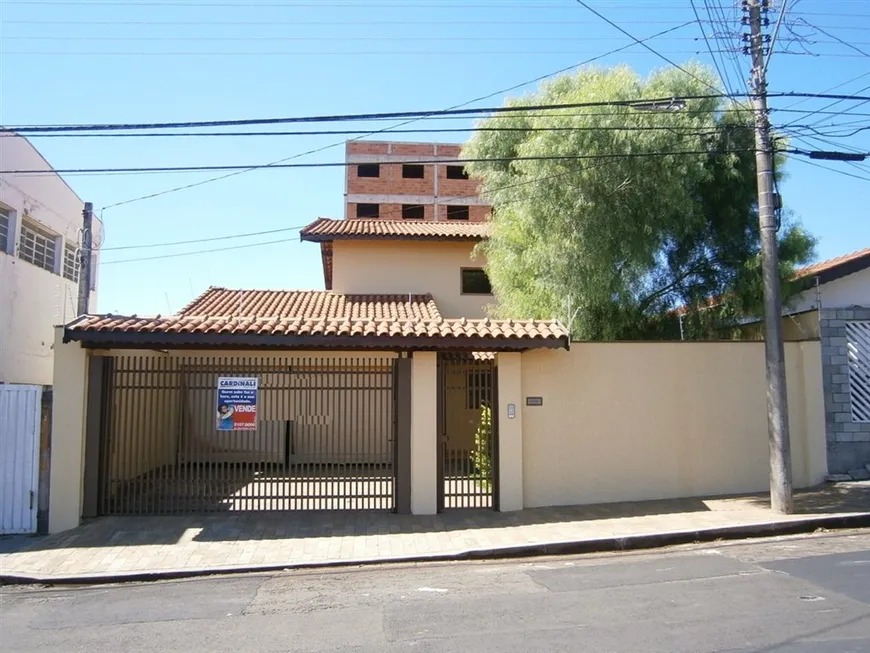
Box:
67;313;567;344
794;247;870;279
300;217;491;242
66;287;568;348
178;287;440;321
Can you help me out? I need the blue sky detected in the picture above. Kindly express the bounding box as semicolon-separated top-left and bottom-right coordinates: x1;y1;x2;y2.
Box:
1;0;867;316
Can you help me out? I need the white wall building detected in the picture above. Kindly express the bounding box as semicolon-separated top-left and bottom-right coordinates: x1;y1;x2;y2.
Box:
0;132;101;385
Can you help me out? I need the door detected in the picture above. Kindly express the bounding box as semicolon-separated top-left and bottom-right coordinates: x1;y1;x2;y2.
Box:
0;384;41;534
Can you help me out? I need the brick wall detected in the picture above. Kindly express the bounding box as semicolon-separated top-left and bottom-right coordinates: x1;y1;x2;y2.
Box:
345;140;490;221
820;306;870;475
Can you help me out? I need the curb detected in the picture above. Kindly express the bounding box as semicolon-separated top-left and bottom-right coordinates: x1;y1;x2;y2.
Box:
3;512;870;586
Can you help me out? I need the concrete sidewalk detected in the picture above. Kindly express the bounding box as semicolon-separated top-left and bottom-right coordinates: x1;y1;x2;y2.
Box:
2;482;869;585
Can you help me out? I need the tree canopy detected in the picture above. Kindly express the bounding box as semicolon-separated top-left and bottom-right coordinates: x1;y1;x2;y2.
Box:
462;64;815;340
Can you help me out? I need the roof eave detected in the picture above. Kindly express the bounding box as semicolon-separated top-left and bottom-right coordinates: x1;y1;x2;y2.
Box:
63;328;569;352
300;233;485;244
796;252;870;288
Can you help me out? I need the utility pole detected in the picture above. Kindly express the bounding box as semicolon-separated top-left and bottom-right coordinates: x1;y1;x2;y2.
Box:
746;0;793;514
76;201;94;316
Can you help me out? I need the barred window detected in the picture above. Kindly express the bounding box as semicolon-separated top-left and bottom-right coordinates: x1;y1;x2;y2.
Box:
0;206;10;253
63;242;80;282
18;218;57;273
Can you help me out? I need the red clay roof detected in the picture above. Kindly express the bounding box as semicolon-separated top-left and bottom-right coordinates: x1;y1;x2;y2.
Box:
66;287;568;349
794;247;870;280
300;217;491;242
67;314;565;341
178;288;440;321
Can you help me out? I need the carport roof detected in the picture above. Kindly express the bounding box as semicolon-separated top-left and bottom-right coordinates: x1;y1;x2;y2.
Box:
65;288;568;351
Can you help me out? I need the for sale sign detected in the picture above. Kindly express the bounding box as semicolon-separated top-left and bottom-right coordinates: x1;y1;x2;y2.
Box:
216;377;258;431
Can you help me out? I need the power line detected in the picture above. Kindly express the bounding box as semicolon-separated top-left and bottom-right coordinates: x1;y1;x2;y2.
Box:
7;18;869;29
0;35;723;42
100;164;610;262
1;150;763;176
764;0;790;74
9;93;869;133
7;125;734;139
98;224;307;251
704;0;747;95
94;20;696;210
784;154;870;182
574;0;725;96
101;237;296;265
690;0;735;96
797;19;870;58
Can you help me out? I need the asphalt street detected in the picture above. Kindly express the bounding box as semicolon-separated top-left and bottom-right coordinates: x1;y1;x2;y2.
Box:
2;529;869;652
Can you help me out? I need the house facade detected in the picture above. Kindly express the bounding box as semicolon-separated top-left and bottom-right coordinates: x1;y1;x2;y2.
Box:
0;132;101;385
43;140;832;534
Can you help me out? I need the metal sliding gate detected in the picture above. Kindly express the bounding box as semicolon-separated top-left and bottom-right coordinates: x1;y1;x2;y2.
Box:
97;355;397;514
438;355;497;510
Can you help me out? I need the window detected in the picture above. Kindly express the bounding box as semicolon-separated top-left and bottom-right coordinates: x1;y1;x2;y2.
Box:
461;268;492;295
356;203;379;218
18;218;57;273
401;204;424;220
0;206;9;253
467;369;493;410
402;164;425;179
357;163;380;178
63;243;80;282
446;165;469;180
446;205;470;220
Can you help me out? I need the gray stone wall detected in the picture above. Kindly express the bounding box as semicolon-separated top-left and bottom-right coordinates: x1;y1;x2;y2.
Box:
820;307;870;475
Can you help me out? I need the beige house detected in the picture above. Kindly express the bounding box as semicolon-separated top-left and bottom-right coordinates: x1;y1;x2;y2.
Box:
47;216;830;534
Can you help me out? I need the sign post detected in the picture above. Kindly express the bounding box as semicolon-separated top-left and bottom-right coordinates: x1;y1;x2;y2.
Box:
216;377;258;431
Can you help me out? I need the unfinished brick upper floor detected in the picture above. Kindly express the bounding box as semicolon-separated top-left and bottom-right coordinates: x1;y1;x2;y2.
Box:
345;140;491;222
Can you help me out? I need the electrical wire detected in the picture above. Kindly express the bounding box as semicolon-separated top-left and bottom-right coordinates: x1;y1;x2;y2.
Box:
95;20;697;210
764;0;790;74
574;0;724;96
5;94;736;133
690;0;735;97
101;236;296;265
99;162;616;262
1;150;764;176
98;224;308;251
784;154;870;182
9;93;869;134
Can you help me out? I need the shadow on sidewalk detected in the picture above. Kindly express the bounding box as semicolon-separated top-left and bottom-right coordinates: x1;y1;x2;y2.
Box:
6;483;868;555
741;481;870;515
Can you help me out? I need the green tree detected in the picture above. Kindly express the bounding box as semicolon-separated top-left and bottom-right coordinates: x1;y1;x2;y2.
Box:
463;64;815;340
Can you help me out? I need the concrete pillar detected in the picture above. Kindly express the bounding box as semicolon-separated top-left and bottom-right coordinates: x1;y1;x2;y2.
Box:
48;328;88;534
497;352;523;511
410;351;437;515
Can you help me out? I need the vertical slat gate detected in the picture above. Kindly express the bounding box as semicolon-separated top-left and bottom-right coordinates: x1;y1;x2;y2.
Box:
0;384;41;534
97;354;397;514
439;355;496;510
846;321;870;423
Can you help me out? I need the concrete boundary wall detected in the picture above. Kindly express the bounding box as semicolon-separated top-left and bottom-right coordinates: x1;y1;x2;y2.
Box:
517;341;827;509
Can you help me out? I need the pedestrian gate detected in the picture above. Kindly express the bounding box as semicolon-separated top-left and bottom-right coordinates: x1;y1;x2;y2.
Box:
0;385;42;534
95;355;398;514
438;355;497;510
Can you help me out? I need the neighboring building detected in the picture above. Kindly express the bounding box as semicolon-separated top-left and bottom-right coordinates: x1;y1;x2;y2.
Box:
735;247;870;477
0;132;101;385
344;141;491;223
780;247;870;340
